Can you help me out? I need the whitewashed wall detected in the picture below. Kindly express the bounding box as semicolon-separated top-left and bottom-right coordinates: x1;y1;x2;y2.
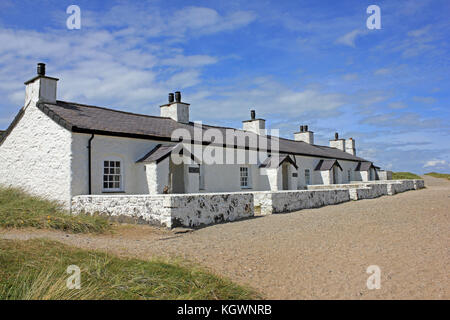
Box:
71;194;172;227
71;192;254;228
71;133;164;196
0;104;72;208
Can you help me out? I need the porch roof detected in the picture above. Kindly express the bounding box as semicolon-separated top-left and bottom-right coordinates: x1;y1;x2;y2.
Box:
259;154;298;169
355;161;375;171
137;143;202;164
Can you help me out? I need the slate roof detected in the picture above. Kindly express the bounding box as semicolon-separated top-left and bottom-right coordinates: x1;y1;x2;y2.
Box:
136;144;176;163
355;161;375;171
2;100;372;164
137;143;202;164
259;154;298;169
314;159;343;171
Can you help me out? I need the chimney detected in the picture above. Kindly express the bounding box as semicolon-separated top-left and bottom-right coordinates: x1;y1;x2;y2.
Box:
329;132;346;152
345;138;356;155
294;125;314;144
24;63;59;107
160;91;190;123
242;110;265;135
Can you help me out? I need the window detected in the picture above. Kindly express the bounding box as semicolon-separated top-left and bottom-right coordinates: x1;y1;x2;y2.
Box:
347;170;351;182
240;167;250;188
103;160;122;191
305;169;311;185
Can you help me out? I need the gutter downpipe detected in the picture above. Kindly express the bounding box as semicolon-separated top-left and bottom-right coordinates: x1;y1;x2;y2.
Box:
88;134;94;195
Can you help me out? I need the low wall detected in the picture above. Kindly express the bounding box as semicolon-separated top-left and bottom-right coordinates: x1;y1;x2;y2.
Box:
254;189;350;215
71;195;172;227
169;193;253;228
258;180;425;214
71;179;424;227
71;192;253;228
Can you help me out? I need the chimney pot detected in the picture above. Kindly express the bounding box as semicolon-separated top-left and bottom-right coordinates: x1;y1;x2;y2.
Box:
37;63;46;76
335;132;339;140
250;110;256;120
175;91;181;102
300;125;304;132
304;125;308;132
168;93;174;103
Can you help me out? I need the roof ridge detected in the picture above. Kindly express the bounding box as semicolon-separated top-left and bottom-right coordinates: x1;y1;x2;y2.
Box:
56;100;173;121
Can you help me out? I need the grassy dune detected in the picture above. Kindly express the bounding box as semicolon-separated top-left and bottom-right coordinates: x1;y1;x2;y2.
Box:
425;172;450;181
0;239;259;300
0;187;109;233
391;172;422;180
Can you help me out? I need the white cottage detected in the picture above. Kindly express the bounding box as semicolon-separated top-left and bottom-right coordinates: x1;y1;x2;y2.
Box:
0;64;383;209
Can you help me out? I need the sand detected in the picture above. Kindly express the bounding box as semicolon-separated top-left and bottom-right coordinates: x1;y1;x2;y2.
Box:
1;175;449;299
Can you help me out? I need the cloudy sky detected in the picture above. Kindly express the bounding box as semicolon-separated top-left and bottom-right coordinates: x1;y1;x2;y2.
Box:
0;0;449;173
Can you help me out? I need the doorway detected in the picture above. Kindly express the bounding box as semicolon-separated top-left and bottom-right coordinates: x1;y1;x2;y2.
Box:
282;163;289;190
169;160;185;193
332;165;339;184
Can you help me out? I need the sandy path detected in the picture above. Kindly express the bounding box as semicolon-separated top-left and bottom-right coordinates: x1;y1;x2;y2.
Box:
2;175;449;299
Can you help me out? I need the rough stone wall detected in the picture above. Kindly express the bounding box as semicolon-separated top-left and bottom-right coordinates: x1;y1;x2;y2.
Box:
0;104;72;208
169;193;254;228
71;192;254;228
71;195;172;227
254;189;350;214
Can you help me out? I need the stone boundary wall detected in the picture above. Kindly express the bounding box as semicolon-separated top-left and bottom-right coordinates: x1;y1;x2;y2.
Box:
71;192;253;229
71;195;172;227
169;193;253;228
71;180;424;227
257;180;424;215
253;189;350;215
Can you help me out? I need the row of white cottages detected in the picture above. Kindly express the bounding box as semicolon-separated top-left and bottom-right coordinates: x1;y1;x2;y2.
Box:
0;64;386;209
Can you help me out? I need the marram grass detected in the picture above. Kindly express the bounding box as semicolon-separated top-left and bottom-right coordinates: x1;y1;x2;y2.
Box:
391;172;422;180
425;172;450;181
0;187;109;233
0;239;260;300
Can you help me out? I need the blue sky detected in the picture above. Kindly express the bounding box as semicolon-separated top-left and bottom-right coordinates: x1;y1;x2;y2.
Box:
0;0;449;173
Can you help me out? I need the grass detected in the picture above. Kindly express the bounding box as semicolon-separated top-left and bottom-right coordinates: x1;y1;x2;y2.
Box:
391;172;422;180
0;239;260;300
425;172;450;181
0;187;110;233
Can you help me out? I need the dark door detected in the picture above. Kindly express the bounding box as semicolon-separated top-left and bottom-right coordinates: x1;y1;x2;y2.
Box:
169;160;185;193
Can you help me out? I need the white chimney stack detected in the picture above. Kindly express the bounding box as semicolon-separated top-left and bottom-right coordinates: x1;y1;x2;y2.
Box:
242;110;265;135
294;125;314;144
345;138;356;155
160;91;190;123
24;63;58;107
329;132;346;152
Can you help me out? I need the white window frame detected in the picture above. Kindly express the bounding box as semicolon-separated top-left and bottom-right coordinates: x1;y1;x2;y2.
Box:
240;166;251;189
305;169;311;185
102;159;123;192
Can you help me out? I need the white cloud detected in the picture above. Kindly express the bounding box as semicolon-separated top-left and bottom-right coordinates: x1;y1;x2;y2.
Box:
335;29;368;47
86;5;256;39
342;73;358;81
413;96;436;104
423;159;448;168
388;102;407;109
161;55;218;67
374;68;391;75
